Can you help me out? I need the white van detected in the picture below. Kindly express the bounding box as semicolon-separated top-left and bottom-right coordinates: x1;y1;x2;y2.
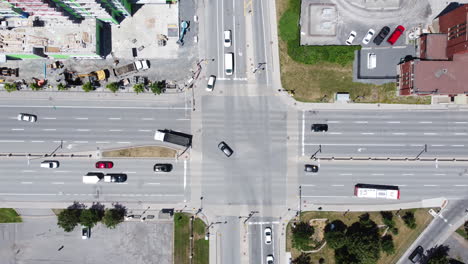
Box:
368;53;376;69
224;53;234;76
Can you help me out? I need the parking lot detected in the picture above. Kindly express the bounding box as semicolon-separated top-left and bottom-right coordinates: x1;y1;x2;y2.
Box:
0;214;173;264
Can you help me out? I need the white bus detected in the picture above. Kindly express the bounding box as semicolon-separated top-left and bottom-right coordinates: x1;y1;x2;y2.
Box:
224;52;233;76
354;183;400;200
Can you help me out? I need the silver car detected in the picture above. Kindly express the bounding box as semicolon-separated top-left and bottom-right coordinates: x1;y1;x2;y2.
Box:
17;113;37;122
218;141;233;157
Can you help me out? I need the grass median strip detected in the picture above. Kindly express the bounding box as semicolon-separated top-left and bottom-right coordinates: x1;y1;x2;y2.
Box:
0;208;22;223
102;146;177;158
174;213;209;264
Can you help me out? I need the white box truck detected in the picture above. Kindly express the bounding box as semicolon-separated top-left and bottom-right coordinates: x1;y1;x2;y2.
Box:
224;53;233;76
82;172;104;184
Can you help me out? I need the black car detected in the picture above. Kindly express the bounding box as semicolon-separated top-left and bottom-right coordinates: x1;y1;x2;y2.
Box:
104;173;127;183
373;26;390;45
218;141;233;157
154;163;173;172
409;246;424;263
305;164;319;173
311;124;328;132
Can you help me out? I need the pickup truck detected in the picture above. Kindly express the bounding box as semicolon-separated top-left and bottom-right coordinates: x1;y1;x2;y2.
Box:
113;60;149;77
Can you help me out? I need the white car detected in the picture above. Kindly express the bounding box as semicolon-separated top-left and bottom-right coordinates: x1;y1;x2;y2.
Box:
362;29;375;44
40;160;60;169
224;30;232;48
345;31;357;45
264;227;272;244
266;255;274;264
206;75;216;91
17;113;37;122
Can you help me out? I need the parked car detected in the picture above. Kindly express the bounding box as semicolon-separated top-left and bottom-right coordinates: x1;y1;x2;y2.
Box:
304;164;319;173
82;226;90;239
206;75;216;91
266;255;274;264
311;124;328;132
362;29;375;44
95;161;114;169
373;26;390;45
154;163;173;173
387;25;405;45
224;30;232;48
409;246;424;263
264;227;272;244
17;113;37;122
218;141;233;157
345;31;357;45
40;160;59;169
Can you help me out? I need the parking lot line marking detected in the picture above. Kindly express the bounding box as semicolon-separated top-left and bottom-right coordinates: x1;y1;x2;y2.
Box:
302;110;305;156
51;182;64;184
109;129;122;132
43;128;56;131
138;129;151;132
76;129;90;131
184;160;187;191
108;117;121;120
11;128;24;131
74;117;88;120
31;140;44;143
21;182;33;184
73;141;88;143
43;117;57;120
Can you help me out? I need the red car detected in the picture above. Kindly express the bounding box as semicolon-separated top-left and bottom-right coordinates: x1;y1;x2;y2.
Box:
95;161;114;169
387;25;405;45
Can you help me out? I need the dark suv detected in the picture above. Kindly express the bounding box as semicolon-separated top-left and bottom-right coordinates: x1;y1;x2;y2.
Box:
311;124;328;132
409;246;424;263
373;26;390;45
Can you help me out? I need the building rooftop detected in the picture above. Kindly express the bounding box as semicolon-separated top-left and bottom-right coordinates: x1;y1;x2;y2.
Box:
412;53;468;95
420;34;447;60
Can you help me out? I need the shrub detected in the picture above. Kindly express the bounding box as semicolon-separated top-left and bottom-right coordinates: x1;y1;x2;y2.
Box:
82;82;94;92
4;83;17;92
402;212;417;229
57;83;68;91
291;222;314;251
106;82;119;93
29;83;42;91
133;83;145;94
381;235;395;255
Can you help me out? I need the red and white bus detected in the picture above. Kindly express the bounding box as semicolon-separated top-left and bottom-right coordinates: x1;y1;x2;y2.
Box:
354;184;400;200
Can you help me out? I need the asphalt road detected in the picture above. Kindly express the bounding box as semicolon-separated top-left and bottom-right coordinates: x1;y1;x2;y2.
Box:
248;217;280;264
299;161;468;204
0;158;189;203
301;110;468;158
0;99;191;153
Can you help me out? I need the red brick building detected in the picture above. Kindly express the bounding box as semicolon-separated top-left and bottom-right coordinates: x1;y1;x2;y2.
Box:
397;3;468;96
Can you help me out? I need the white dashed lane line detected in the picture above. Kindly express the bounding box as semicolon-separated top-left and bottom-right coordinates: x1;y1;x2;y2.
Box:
108;118;121;120
11;128;24;131
74;117;89;120
109;129;123;132
76;129;90;132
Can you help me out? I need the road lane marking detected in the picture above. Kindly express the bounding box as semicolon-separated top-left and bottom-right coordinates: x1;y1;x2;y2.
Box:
22;170;35;173
0;140;24;142
454;185;468;187
53;140;67;143
424;133;437;135
452;145;465;147
431;144;445;147
410;144;424;147
117;141;131;144
419;121;432;124
361;133;374;135
0;105;190;110
339;174;352;176
177;118;190;121
387;121;400;123
108;117;121;120
304;143;406;146
43;129;56;131
76;129;90;132
109;129;122;132
434;174;446;176
392;133;406;135
11;128;24;131
331;184;344;187
302;195;349;198
372;174;384;176
248;221;280;225
354;121;368;124
454;122;467;124
21;182;33;184
184;160;187;191
51;182;64;185
424;185;438;187
301;110;305;156
141;118;154;120
74;141;88;143
43;117;57;120
146;183;161;185
403;174;414;176
327;121;341;123
138;129;151;132
74;117;88;120
301;184;316;186
329;132;342;135
31;140;44;143
96;141;110;144
454;133;467;135
54;171;70;173
123;171;136;174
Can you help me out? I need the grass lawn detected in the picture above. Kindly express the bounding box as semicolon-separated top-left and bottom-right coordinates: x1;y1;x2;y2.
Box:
276;0;430;104
102;146;177;158
0;208;22;223
455;221;468;240
193;218;209;264
174;213;191;264
287;209;434;264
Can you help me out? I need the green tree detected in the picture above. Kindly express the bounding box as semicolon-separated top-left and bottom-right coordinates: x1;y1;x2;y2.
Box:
464;221;468;239
381;235;395;255
4;83;17;92
57;209;81;232
102;208;124;229
292;253;311;264
150;81;164;95
402;212;417;229
29;82;41;91
291;221;314;251
344;214;381;264
133;83;145;94
79;209;103;228
381;211;398;235
427;245;450;264
324;220;347;249
106;82;119;93
82;82;94;92
334;246;360;264
57;83;68;91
